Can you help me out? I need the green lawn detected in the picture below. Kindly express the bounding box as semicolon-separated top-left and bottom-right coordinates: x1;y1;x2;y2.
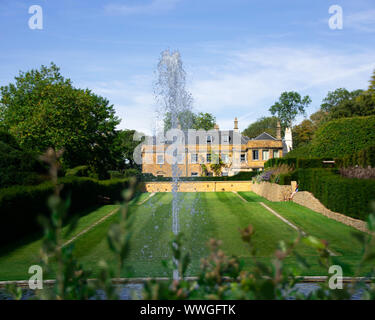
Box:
0;192;368;281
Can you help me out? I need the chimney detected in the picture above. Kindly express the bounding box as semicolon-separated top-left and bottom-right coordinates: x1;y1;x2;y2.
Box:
276;120;281;140
234;117;239;132
214;124;219;130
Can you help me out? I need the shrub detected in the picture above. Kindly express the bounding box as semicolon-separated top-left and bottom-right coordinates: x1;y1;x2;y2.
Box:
294;168;375;220
0;176;131;246
65;165;90;177
264;158;297;169
108;168;140;179
0;139;45;188
141;171;257;182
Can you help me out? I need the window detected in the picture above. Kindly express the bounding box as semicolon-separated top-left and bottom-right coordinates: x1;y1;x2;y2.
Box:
252;150;259;160
191;153;198;164
240;153;246;163
206;153;211;163
191;172;198;177
207;135;212;143
223;135;229;143
156;154;164;164
221;153;229;164
222;172;228;176
262;150;269;161
273;150;279;158
177;153;184;164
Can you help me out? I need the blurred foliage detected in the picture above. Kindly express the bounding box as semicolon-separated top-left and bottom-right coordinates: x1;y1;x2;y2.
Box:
4;150;375;300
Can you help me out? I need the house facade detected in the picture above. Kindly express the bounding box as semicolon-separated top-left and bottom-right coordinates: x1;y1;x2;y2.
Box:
141;118;285;177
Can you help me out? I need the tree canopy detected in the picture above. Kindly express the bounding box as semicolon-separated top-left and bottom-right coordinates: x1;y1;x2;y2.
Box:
269;91;311;127
242;116;279;138
164;111;216;131
0;63;120;178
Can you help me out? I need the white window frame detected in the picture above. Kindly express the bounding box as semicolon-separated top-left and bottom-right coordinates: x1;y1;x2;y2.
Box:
223;135;229;143
207;135;212;143
262;150;269;161
240;153;247;163
156;154;164;164
221;153;229;164
273;150;279;158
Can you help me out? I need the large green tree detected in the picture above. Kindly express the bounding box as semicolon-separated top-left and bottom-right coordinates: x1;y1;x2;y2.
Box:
164;111;216;131
320;88;363;112
112;129;145;171
0;63;120;178
269;91;311;127
242;116;279;138
292;119;316;149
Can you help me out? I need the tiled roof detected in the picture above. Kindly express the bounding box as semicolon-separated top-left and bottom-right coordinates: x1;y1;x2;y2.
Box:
253;132;277;141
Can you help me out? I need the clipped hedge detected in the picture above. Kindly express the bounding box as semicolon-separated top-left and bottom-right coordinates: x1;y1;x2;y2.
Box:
264;158;297;169
141;171;258;182
309;115;375;158
265;158;335;169
0;176;131;246
338;145;375;168
293;168;375;220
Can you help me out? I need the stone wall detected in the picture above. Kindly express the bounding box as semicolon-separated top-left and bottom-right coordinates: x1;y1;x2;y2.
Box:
292;191;369;233
251;181;292;202
143;181;252;193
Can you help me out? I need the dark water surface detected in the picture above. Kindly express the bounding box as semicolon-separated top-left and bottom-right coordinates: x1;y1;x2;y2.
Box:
0;283;366;300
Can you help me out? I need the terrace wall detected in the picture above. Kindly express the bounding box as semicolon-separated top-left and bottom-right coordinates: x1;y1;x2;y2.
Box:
143;181;252;192
251;181;292;201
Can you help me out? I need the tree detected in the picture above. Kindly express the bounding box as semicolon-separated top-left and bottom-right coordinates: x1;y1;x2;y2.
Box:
112;129;145;171
292;119;316;149
0;63;120;178
193;112;216;131
164;111;215;131
321;88;363;112
269;92;311;128
210;153;226;176
309;110;329;127
242;116;279;138
369;69;375;92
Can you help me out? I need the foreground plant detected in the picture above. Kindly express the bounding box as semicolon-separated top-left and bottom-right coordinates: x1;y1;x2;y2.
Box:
4;151;375;300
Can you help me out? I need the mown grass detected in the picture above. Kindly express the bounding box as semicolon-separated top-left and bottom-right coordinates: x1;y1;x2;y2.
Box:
0;192;368;280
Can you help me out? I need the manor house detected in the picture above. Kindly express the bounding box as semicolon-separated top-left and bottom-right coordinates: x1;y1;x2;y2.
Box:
141;118;288;177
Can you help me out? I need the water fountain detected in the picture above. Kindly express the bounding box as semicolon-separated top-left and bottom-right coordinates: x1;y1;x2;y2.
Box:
155;49;194;280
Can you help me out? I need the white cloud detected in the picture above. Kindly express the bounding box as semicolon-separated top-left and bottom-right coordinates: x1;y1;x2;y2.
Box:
346;9;375;33
82;46;375;134
105;0;180;15
190;46;375;131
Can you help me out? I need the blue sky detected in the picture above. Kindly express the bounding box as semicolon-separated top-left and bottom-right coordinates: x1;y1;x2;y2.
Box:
1;0;375;134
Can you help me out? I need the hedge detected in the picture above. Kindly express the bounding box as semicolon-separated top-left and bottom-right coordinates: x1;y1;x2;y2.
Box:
308;115;375;158
293;168;375;220
265;158;335;169
0;176;131;246
338;145;375;168
141;171;258;182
